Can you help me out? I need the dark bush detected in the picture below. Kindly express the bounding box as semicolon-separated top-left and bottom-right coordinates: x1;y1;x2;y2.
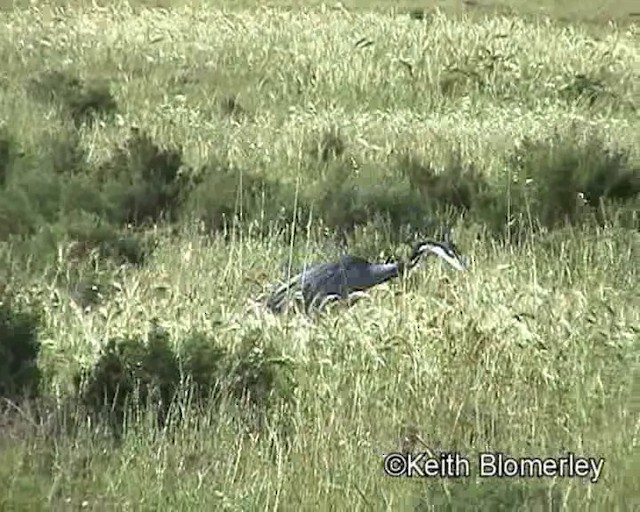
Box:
226;329;297;411
480;131;639;240
310;150;494;234
0;295;42;401
311;129;346;163
99;129;194;226
29;70;117;126
222;330;298;444
0;188;40;240
74;324;298;438
42;130;87;175
10;167;62;223
583;156;640;207
524;132;632;228
0;127;16;188
178;331;229;405
313;161;430;233
67;83;117;127
1;126;85;184
178;328;298;422
187;157;300;234
560;73;607;107
399;150;492;213
60;175;107;217
75;325;180;437
64;213;156;266
0;130;90;241
218;93;248;120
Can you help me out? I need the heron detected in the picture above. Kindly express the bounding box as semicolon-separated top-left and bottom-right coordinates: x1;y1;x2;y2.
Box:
265;234;467;314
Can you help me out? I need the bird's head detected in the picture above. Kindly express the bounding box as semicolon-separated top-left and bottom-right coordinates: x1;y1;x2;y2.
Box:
410;239;467;271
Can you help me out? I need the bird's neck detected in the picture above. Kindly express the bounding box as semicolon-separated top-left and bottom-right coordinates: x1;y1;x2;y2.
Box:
396;255;420;276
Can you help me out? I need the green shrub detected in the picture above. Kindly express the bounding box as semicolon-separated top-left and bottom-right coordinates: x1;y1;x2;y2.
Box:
42;129;87;176
99;129;194;226
0;127;16;188
485;131;639;239
399;150;492;213
178;331;229;405
75;325;180;437
10;168;62;223
0;295;42;401
187;157;300;234
226;330;297;411
0;188;40;240
28;70;117;127
0;128;91;241
222;330;298;443
310;129;346;163
75;325;298;438
313;161;429;232
309;150;493;234
60;175;108;217
63;213;156;266
0;127;163;268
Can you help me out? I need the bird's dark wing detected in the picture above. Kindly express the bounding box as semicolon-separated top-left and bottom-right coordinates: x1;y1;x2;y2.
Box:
338;255;370;266
266;260;340;312
299;261;343;292
302;256;378;297
267;253;398;311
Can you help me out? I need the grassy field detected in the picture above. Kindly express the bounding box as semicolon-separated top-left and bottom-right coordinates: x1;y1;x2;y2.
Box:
0;0;639;510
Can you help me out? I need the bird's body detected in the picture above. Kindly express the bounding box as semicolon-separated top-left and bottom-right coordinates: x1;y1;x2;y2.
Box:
265;236;467;314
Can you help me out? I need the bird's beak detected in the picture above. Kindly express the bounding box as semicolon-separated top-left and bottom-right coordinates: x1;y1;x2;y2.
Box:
450;256;467;271
424;245;468;271
439;252;466;271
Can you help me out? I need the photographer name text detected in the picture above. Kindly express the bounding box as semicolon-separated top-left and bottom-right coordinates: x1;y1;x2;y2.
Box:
382;451;604;483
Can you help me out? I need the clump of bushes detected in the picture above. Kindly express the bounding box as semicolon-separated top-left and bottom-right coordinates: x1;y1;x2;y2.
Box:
560;73;607;107
0;130;44;240
186;156;301;235
28;70;118;126
0;125;187;269
309;150;491;235
0;188;41;240
74;324;298;438
315;162;427;232
485;130;639;240
43;129;87;176
99;128;196;227
311;129;346;163
0;128;93;242
0;293;42;401
227;329;297;412
63;213;156;266
399;150;492;213
74;325;180;436
178;331;228;404
308;130;638;241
